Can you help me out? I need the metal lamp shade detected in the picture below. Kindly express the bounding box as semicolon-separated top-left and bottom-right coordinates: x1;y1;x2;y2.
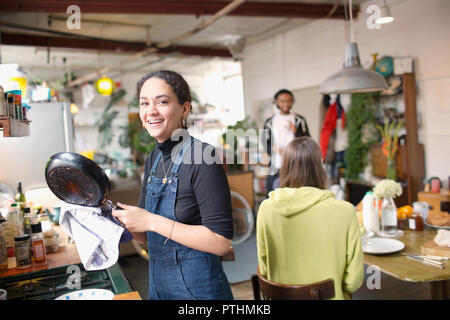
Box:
377;4;394;24
320;42;388;94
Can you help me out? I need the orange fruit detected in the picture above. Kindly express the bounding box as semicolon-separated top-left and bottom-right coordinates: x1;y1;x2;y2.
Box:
397;209;407;220
398;205;414;219
404;205;414;217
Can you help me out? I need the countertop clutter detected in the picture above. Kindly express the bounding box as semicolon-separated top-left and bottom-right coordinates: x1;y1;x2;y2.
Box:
0;225;140;300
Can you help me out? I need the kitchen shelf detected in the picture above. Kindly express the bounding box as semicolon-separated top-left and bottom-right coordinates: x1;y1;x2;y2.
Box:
0;115;30;137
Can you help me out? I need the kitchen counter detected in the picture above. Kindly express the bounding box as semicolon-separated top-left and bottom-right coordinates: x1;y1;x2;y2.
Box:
1;225;81;277
113;291;142;300
0;224;140;300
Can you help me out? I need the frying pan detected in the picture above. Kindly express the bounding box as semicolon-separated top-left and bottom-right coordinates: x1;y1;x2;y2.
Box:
45;152;121;211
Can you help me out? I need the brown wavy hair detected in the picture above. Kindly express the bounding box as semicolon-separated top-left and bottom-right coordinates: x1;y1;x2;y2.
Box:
279;137;327;189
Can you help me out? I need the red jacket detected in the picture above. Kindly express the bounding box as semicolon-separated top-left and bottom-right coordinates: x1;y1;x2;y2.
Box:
320;101;346;160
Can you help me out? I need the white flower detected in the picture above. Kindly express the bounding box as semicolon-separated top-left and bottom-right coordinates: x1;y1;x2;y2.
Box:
373;179;403;199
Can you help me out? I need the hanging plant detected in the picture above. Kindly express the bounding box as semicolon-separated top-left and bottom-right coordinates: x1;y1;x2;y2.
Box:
344;93;380;180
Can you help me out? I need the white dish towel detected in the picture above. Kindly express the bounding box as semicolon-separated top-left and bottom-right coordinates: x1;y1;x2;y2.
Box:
434;229;450;247
59;202;124;271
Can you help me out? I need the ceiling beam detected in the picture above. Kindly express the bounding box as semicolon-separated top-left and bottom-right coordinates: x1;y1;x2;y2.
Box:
0;1;358;19
0;32;232;58
65;0;247;86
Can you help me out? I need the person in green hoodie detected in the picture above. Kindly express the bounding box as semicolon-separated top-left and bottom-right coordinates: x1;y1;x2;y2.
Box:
256;136;364;300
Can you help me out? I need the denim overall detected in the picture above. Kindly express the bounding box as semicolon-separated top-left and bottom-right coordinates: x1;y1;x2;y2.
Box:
145;136;234;300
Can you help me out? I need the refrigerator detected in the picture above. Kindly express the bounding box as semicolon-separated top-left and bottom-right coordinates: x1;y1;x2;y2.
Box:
0;102;74;196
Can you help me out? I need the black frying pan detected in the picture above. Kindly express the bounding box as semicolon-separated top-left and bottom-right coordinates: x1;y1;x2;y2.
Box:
45;152;121;211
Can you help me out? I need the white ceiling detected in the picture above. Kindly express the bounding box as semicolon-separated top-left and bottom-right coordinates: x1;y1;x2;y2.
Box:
0;0;367;82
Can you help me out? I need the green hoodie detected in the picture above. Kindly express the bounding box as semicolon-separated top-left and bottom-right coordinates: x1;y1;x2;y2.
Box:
257;187;364;300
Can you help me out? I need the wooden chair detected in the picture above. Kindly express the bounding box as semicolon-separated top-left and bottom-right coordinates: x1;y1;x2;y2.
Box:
251;268;335;300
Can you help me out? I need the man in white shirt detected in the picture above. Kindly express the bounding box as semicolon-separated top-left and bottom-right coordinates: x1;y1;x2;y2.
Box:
262;89;310;192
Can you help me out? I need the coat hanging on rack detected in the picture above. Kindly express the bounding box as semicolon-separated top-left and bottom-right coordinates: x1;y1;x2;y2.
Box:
320;94;346;160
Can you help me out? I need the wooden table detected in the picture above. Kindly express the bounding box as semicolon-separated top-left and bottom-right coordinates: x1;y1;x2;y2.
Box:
363;229;450;299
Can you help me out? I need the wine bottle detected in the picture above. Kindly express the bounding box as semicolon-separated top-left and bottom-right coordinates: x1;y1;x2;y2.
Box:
14;182;26;212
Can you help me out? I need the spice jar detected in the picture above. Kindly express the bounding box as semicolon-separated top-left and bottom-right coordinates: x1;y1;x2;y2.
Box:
409;212;424;231
31;222;47;266
14;234;32;269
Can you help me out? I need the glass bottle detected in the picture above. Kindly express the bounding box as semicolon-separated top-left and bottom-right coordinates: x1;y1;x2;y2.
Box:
1;216;16;268
1;221;16;254
0;224;8;273
31;222;47;266
14;182;26;211
22;207;32;236
381;197;398;235
6;203;22;236
386;158;397;181
22;207;33;258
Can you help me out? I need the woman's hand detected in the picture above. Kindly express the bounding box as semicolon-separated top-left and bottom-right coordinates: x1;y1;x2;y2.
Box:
112;202;153;233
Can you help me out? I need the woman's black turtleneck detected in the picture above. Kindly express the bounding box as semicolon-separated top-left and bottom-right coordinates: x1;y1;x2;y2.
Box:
138;136;233;240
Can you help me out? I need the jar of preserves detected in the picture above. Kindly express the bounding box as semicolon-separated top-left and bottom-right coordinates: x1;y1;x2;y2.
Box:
409;212;424;231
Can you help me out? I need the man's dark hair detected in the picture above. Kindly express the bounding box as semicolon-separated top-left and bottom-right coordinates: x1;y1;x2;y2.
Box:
273;89;294;101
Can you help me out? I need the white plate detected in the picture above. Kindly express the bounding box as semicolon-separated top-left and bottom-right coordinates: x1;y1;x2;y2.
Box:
362;237;405;255
55;289;115;300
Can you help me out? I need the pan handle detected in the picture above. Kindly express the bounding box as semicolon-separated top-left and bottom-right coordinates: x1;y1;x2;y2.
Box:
100;201;134;243
104;199;123;210
102;200;125;228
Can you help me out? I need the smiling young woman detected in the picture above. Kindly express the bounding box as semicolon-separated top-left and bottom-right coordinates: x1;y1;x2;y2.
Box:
138;76;190;143
112;70;234;300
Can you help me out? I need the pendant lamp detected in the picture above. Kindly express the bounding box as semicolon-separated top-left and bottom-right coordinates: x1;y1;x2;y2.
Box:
376;0;394;24
320;0;388;94
95;75;115;96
